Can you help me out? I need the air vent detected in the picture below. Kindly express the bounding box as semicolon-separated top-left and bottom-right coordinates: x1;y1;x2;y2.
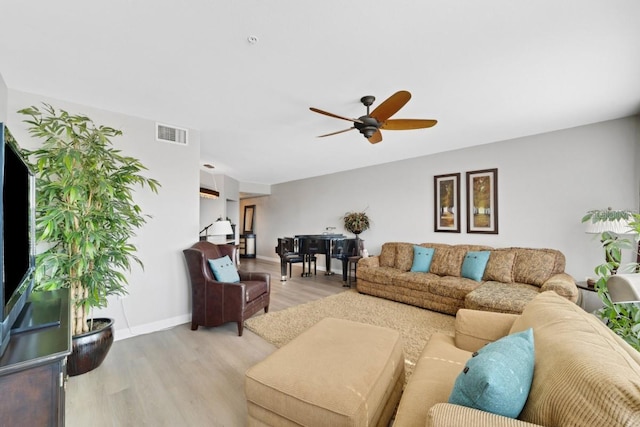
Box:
156;123;188;145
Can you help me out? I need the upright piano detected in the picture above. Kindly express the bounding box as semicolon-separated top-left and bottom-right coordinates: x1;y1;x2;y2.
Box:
275;234;359;281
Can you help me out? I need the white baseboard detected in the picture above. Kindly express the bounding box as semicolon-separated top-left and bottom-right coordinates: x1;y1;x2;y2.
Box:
113;314;191;341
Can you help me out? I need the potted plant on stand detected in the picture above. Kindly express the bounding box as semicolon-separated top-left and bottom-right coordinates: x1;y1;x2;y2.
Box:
19;104;160;375
582;208;640;351
343;210;370;255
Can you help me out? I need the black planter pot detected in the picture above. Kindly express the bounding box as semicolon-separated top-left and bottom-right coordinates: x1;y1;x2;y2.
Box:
68;318;114;376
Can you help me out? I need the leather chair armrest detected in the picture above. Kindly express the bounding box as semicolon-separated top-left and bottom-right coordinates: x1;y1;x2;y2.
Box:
239;271;271;291
221;282;246;308
454;309;519;352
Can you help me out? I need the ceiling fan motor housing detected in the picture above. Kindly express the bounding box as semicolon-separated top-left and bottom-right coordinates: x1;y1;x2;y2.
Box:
354;116;381;138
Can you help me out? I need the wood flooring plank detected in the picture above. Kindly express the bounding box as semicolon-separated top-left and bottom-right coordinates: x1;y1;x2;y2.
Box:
66;258;347;427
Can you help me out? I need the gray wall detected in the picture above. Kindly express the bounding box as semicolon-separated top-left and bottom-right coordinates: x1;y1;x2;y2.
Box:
0;72;7;121
247;116;640;281
7;90;201;340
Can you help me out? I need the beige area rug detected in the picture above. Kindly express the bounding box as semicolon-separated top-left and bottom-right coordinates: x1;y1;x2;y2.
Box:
245;290;455;379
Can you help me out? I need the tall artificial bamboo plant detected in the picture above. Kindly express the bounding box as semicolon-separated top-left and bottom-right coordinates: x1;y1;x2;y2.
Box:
19;104;160;336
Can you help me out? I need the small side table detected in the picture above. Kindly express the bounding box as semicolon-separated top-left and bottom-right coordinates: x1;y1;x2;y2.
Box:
347;256;362;288
576;281;603;313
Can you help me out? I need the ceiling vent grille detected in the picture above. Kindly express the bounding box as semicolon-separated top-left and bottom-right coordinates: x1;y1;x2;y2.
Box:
156;123;188;145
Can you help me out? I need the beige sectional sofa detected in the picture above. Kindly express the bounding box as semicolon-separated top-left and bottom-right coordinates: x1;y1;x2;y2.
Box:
393;291;640;426
357;242;578;315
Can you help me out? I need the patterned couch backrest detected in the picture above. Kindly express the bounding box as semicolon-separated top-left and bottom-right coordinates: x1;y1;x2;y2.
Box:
510;247;566;286
426;244;493;277
378;243;566;284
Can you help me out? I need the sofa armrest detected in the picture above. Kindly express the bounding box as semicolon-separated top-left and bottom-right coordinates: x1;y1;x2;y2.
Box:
357;256;379;268
540;273;579;303
427;403;541;427
454;309;519;352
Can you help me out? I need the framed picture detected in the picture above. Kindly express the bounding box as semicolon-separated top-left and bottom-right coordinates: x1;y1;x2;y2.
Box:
434;173;460;232
466;168;498;234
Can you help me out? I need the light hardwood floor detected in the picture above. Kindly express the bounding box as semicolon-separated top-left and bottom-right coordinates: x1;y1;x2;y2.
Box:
66;258;347;427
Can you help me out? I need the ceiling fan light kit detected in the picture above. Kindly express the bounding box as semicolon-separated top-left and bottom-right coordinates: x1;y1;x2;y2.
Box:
310;90;437;144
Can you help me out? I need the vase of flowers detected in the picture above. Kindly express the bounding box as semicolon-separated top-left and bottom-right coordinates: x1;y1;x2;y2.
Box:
343;210;370;235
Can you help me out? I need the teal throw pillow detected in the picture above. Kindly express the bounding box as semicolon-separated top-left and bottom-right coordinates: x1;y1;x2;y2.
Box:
208;256;240;283
461;251;491;282
410;246;435;272
448;328;535;419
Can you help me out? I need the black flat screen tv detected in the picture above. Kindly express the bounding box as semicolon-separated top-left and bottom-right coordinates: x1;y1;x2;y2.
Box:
0;123;36;358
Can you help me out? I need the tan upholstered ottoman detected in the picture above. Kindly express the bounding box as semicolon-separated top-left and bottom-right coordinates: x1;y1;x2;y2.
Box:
245;317;405;427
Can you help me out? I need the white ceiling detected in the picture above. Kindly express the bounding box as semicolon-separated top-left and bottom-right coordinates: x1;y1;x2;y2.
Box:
1;1;639;185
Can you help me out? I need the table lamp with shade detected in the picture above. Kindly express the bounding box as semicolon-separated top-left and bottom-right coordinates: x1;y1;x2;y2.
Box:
583;208;638;280
211;220;234;238
606;274;640;303
199;219;234;242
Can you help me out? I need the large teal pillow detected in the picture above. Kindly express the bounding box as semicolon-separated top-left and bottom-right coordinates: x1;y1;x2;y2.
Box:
448;328;535;418
461;251;491;282
208;256;240;283
410;246;435;272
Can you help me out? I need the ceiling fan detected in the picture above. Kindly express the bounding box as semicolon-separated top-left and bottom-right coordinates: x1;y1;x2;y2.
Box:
309;90;437;144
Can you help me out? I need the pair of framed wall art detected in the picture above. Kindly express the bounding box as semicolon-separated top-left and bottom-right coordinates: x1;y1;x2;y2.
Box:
434;168;498;234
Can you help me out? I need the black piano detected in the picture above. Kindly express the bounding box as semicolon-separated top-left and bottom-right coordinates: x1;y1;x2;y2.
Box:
275;234;359;282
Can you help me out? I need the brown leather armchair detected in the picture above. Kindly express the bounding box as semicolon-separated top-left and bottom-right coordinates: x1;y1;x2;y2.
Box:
183;241;270;336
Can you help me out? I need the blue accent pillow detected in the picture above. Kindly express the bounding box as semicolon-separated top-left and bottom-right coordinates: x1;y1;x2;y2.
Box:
449;328;535;419
410;246;435;272
208;256;240;283
461;251;491;282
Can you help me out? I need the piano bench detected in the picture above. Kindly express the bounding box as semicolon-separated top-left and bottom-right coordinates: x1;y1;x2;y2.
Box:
285;254;316;277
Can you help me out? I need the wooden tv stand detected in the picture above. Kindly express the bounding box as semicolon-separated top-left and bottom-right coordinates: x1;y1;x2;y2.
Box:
0;289;70;426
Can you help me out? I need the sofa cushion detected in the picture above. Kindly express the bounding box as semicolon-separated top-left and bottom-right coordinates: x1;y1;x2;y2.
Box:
357;266;403;284
430;247;466;277
395;243;415;271
461;251;491;282
411;246;435;272
448;328;535;418
511;248;565;286
483;249;515;283
510;291;640;426
379;243;397;268
393;271;441;291
428;276;482;300
465;282;541;314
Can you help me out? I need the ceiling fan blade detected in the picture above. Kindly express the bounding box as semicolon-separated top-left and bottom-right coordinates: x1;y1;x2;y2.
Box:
367;129;383;144
310;107;363;124
317;127;355;138
370;90;411;122
381;119;438;130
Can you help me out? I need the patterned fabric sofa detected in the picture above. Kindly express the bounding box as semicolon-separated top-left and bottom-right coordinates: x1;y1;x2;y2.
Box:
356;242;578;315
393;291;640;426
